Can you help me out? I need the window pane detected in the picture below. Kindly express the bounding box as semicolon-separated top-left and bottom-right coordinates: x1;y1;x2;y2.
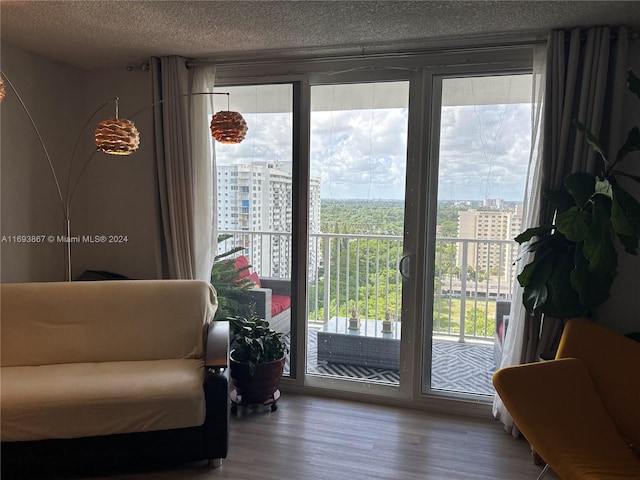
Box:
309;81;409;386
212;84;294;375
430;74;532;397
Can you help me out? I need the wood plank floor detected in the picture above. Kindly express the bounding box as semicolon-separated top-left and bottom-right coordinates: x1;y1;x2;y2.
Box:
79;394;557;480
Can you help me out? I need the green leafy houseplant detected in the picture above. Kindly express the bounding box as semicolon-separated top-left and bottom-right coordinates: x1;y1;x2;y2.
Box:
210;235;255;320
229;315;289;375
516;69;640;319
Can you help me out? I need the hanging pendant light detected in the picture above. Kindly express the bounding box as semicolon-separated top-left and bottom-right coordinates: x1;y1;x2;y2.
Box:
94;98;140;155
210;92;247;144
210;110;248;144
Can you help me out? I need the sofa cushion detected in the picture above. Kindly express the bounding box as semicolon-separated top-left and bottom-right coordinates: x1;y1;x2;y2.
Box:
271;294;291;316
248;272;261;288
1;359;206;442
234;256;251;279
0;280;217;366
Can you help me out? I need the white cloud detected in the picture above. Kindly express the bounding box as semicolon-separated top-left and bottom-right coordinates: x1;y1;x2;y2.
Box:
214;102;531;202
438;103;531;201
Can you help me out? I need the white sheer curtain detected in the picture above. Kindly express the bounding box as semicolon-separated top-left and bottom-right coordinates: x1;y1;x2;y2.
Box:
492;43;547;436
190;66;217;282
151;57;216;281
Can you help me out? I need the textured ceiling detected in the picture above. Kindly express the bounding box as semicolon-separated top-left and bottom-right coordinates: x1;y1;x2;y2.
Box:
2;1;640;69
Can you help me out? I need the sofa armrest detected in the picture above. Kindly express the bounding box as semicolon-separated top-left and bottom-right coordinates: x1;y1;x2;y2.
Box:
259;278;291;296
205;320;229;370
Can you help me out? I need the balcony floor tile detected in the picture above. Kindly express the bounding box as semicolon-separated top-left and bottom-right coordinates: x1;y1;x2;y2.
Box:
284;331;496;396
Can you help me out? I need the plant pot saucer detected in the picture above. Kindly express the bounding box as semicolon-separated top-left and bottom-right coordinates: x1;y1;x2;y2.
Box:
230;388;280;414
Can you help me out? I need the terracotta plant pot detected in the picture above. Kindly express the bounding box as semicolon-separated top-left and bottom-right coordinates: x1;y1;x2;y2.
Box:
230;354;285;403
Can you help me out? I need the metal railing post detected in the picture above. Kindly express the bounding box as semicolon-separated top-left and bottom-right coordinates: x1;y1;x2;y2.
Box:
459;240;467;343
323;236;331;325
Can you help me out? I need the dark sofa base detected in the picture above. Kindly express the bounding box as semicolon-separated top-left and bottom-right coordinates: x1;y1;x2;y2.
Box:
2;426;223;479
2;369;229;479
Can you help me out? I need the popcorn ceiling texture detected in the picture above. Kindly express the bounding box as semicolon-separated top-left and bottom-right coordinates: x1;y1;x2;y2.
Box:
1;1;639;69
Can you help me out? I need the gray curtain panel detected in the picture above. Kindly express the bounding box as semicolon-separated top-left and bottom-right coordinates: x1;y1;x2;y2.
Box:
494;26;630;435
534;26;629;359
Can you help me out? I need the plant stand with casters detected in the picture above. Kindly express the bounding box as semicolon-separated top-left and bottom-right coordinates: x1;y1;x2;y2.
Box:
230;389;280;414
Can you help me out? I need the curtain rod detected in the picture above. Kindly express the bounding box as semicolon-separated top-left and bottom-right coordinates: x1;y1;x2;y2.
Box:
184;40;543;70
126;29;638;72
569;29;639;43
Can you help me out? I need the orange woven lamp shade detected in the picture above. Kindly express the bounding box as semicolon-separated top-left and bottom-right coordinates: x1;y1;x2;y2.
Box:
0;76;5;103
210;111;248;144
94;118;140;155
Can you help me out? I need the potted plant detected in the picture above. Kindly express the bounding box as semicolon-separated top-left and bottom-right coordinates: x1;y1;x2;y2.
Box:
229;314;289;406
516;69;640;321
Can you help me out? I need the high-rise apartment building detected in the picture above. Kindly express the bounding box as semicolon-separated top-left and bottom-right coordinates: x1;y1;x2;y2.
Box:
217;163;321;277
457;204;522;283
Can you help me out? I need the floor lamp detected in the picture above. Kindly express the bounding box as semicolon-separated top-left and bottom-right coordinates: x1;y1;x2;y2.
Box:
0;70;247;281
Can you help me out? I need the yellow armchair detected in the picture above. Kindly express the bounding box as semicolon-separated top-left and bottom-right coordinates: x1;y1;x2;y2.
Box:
493;318;640;479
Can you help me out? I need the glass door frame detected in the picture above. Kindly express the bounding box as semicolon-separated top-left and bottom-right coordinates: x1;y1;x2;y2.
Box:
213;45;535;412
300;69;420;400
420;64;534;402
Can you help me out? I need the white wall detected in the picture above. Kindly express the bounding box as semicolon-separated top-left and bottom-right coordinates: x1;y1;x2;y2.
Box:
1;43;161;282
71;67;162;280
1;44;84;281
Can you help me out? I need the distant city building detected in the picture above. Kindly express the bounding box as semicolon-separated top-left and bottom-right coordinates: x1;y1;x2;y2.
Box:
482;198;504;209
457;203;522;283
217;163;320;278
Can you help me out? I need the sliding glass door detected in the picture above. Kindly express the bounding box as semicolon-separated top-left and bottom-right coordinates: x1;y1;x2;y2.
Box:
213;45;534;405
424;73;533;397
307;81;410;387
213;83;295;376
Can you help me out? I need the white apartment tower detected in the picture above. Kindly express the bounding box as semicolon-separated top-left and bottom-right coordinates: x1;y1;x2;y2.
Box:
457;204;522;283
217;163;321;277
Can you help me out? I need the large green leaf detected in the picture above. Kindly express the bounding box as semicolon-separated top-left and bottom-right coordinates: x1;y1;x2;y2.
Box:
545;250;582;318
544;189;575;213
611;196;636;236
514;225;553;244
520;255;553;314
582;198;617;275
616;127;640;163
517;259;537;288
570;241;614;314
574;120;608;166
570;242;590;311
628;69;640;100
520;233;557;255
556;206;589;241
612;184;640;254
612;184;640;232
522;281;548;316
564;172;596;208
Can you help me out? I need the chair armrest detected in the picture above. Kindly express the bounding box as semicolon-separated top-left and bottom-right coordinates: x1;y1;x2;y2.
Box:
260;277;291;296
493;358;640;478
205;320;229;370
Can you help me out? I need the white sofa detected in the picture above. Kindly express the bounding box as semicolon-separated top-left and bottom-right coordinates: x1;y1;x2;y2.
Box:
0;280;229;476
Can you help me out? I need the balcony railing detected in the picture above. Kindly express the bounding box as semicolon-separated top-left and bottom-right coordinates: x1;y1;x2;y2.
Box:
217;230;517;342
